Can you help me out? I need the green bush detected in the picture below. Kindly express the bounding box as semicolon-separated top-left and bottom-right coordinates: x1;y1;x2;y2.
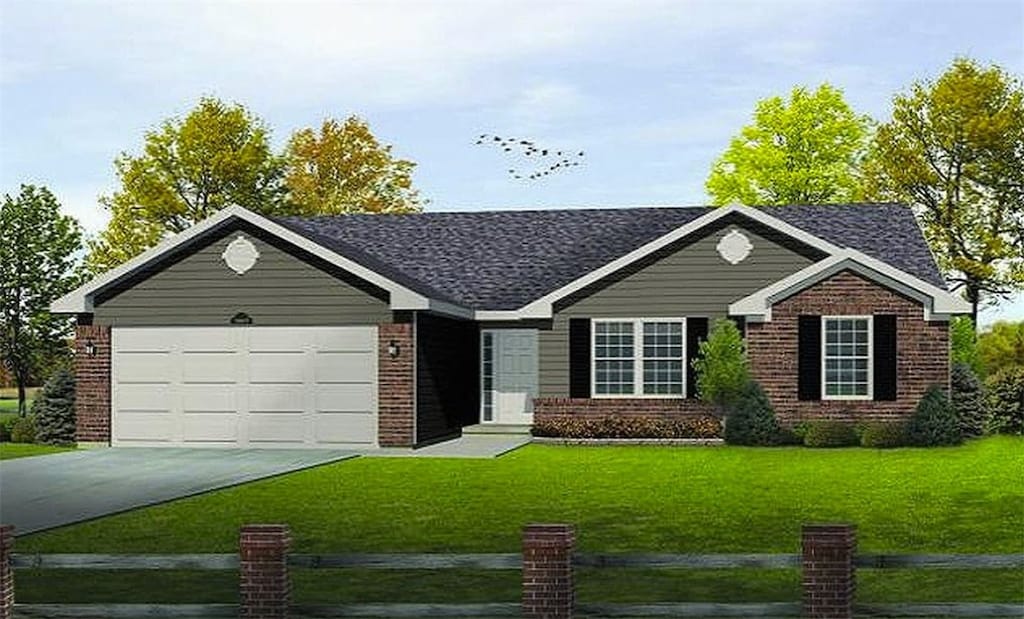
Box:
0;414;18;442
693;319;750;412
977;320;1024;377
10;415;37;443
949;316;982;374
803;420;859;447
950;362;986;438
32;370;77;446
723;381;780;445
531;414;721;439
907;386;962;446
985;367;1024;435
858;422;908;448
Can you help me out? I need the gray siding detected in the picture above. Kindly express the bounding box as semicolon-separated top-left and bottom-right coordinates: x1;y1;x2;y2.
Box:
94;232;391;327
538;221;819;397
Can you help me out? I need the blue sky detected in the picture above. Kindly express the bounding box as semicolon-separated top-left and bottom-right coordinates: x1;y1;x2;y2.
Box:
2;0;1022;324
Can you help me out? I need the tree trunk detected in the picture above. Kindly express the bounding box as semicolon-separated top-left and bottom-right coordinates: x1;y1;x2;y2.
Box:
16;374;26;417
965;283;981;331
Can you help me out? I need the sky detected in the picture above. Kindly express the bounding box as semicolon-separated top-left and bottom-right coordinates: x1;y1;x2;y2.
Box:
2;0;1022;325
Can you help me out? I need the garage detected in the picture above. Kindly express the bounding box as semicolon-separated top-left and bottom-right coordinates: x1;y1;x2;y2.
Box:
111;326;378;448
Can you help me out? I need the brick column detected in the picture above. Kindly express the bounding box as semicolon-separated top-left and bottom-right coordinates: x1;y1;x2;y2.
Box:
74;324;111;444
0;525;14;619
240;524;291;619
378;323;415;447
802;524;856;619
522;524;575;619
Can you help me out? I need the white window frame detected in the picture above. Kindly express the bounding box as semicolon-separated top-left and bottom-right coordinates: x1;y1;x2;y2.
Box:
480;331;495;421
821;315;873;401
591;318;687;399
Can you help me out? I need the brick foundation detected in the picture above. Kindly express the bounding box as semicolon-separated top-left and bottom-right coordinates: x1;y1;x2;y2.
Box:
0;525;12;619
747;271;949;424
378;323;415;447
522;524;575;619
802;524;856;619
74;324;111;444
240;524;291;619
533;398;715;421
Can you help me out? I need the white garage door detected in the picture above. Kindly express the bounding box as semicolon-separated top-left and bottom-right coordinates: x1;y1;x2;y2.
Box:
111;327;378;448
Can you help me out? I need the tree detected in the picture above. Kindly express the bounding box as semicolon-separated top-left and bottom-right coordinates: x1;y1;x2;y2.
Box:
86;97;286;273
693;318;750;415
862;59;1024;324
32;369;76;446
949;315;981;374
0;185;83;415
977;320;1024;376
284;116;423;214
706;84;871;206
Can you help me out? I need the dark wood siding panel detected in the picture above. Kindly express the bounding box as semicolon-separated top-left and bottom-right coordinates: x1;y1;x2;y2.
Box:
797;315;822;401
873;314;898;401
93;232;391;327
539;221;818;397
415;312;479;444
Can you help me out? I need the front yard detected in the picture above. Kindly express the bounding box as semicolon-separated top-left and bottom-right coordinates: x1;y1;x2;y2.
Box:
0;443;72;460
14;437;1024;605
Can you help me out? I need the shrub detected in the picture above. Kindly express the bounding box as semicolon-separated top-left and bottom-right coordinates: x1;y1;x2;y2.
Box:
985;367;1024;435
32;370;77;446
693;319;749;413
977;320;1024;377
803;420;859;447
907;386;962;446
950;362;986;438
949;316;981;375
0;415;18;442
723;381;780;446
531;414;722;439
858;422;907;448
10;415;37;443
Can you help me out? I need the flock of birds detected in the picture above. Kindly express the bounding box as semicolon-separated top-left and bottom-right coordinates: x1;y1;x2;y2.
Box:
474;134;585;181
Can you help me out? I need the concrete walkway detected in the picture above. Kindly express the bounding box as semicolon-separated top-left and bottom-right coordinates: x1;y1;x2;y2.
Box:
366;434;531;458
0;448;356;534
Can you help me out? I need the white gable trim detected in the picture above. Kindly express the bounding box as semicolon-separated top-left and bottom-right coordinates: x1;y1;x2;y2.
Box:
728;249;970;322
507;204;844;320
51;205;440;314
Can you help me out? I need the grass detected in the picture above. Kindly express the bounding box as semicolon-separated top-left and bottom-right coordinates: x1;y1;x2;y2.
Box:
0;386;38;414
15;437;1024;605
0;443;73;460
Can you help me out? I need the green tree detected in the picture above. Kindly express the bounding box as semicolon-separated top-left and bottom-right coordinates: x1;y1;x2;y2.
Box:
862;58;1024;324
977;320;1024;376
706;84;871;206
693;318;750;415
86;97;286;273
0;185;83;415
284;116;423;215
950;315;981;374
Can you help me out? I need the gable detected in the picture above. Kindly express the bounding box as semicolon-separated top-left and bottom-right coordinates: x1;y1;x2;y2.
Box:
93;222;391;327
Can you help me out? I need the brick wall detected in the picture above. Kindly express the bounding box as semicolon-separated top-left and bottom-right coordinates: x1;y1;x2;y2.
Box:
378;323;415;447
522;524;575;619
74;324;111;444
239;524;291;619
533;397;715;424
802;524;856;619
747;270;949;424
0;525;12;619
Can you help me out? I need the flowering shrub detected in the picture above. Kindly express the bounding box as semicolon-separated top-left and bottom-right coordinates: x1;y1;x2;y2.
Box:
532;414;722;439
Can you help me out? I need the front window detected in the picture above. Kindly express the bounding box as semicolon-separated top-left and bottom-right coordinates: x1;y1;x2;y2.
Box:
593;319;685;397
822;316;872;399
481;332;494;420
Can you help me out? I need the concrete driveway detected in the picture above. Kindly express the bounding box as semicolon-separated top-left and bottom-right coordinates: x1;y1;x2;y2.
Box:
0;448;356;535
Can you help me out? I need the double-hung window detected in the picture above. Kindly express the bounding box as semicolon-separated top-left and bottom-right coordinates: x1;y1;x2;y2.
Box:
822;316;872;399
593;319;685;397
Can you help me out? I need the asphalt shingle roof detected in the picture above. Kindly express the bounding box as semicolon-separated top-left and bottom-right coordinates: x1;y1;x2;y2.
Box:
273;203;944;311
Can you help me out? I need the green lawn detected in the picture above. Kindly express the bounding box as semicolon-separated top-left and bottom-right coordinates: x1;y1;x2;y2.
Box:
0;443;73;460
15;437;1024;605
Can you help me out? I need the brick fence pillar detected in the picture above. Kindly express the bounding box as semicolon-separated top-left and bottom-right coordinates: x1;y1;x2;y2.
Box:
522;524;575;619
74;324;111;444
378;322;415;447
240;524;291;619
802;524;856;619
0;525;13;619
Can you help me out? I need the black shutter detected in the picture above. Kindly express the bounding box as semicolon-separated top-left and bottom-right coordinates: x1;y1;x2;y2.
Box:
686;317;709;398
873;315;898;401
569;318;591;398
797;315;822;401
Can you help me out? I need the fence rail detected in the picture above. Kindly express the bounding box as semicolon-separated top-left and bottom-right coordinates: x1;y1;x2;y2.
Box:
1;523;1022;619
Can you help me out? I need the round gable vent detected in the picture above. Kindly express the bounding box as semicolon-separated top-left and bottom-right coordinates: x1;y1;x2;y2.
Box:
716;229;753;265
222;235;260;275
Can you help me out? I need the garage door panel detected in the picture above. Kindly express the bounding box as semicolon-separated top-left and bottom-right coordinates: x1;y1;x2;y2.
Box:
114;411;175;442
116;384;173;411
182;412;238;442
249;353;305;384
316;328;375;351
315;352;375;383
182;353;238;384
181;387;236;413
248;384;306;413
316;384;375;412
248;328;309;352
112;330;172;353
315;412;375;444
180;329;240;352
114;353;175;383
248;414;307;443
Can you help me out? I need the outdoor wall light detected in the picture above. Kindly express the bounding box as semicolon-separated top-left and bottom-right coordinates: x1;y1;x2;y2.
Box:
387;340;400;358
84;339;96;356
230;312;253;325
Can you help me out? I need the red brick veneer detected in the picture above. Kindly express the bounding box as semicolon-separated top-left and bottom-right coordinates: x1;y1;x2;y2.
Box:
522;524;575;619
378;323;415;447
747;270;949;424
74;324;111;444
239;524;291;619
533;397;715;422
802;524;857;619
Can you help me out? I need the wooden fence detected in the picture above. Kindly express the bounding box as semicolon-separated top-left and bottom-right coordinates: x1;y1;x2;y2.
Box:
1;522;1022;619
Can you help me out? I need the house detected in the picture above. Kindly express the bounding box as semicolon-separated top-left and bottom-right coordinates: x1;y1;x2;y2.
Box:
51;203;970;449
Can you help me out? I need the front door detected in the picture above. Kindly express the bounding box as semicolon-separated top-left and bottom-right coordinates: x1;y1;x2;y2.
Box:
481;329;538;424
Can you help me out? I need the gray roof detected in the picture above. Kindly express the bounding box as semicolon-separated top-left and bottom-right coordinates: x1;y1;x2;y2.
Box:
273;203;944;311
